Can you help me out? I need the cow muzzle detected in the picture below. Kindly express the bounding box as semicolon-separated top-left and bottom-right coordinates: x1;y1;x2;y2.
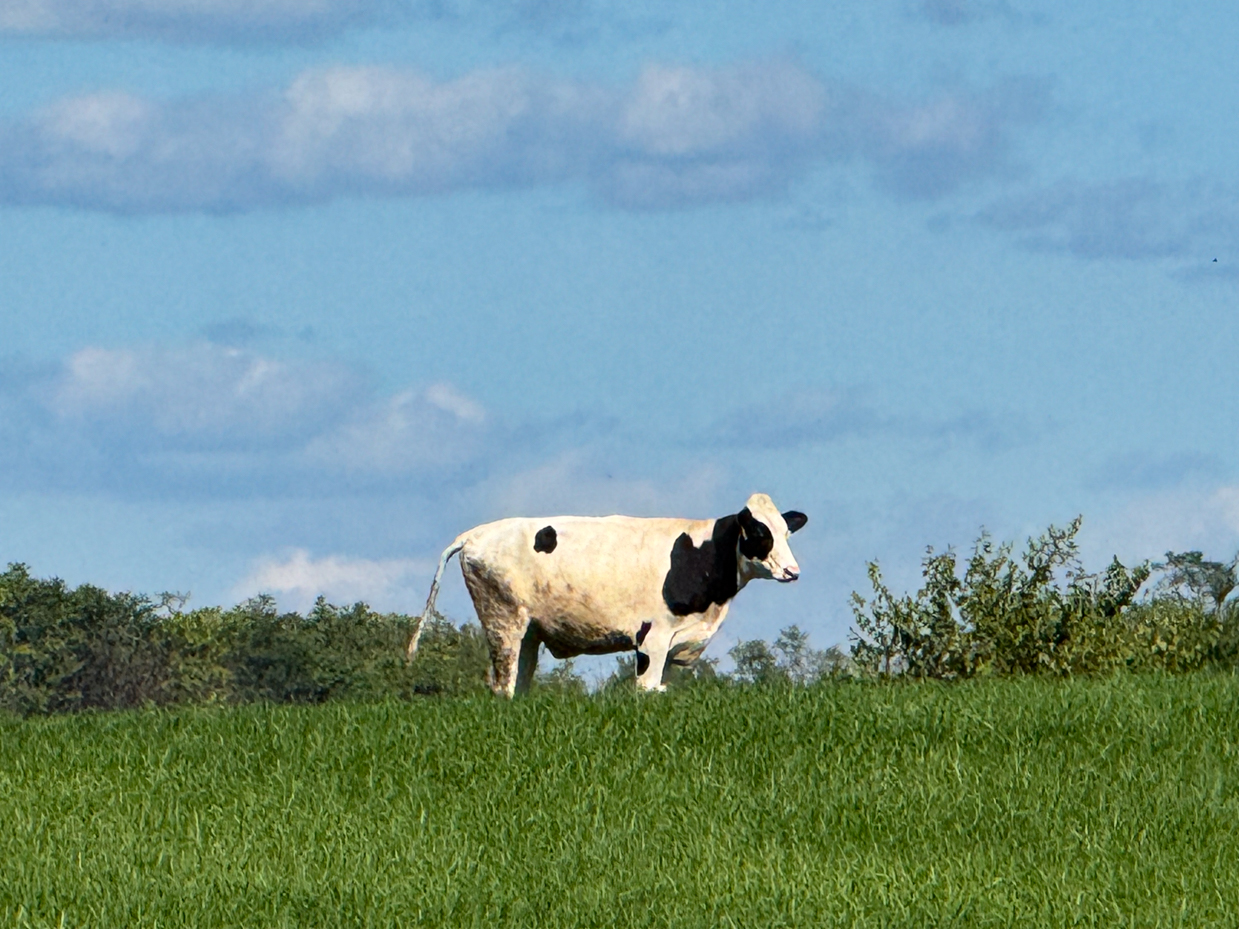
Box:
778;566;800;582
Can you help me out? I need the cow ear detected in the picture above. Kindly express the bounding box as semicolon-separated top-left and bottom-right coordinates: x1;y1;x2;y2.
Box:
782;511;807;533
737;507;756;534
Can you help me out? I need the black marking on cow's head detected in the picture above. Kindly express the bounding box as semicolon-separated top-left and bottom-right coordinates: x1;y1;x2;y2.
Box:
737;507;774;560
533;525;557;554
782;510;808;533
661;515;742;616
636;652;651;676
636;621;652;647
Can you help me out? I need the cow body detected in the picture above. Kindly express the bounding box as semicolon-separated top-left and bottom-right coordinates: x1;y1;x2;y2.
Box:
407;493;806;695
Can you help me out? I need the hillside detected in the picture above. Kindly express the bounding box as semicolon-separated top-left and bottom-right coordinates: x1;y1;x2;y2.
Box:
5;675;1239;927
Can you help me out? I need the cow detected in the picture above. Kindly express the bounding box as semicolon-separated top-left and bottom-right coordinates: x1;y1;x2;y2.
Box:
406;493;807;695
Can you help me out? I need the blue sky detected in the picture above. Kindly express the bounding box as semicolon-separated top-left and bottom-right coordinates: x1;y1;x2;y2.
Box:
2;0;1238;661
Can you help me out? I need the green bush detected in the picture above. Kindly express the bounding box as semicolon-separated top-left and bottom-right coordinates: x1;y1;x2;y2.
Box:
0;564;490;715
0;564;215;713
847;519;1239;679
400;611;491;697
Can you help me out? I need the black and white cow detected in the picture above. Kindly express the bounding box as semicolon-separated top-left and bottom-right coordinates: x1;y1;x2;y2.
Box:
407;493;807;695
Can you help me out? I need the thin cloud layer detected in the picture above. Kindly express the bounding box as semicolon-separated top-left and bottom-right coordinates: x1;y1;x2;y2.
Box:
979;178;1239;261
0;61;1044;213
847;79;1043;198
485;447;728;519
0;0;387;42
708;388;880;449
0;341;490;496
705;387;1028;451
0;0;629;43
912;0;1021;26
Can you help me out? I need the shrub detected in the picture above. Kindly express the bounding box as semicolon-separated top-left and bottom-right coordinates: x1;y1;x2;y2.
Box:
849;519;1152;678
401;612;491;697
0;563;490;715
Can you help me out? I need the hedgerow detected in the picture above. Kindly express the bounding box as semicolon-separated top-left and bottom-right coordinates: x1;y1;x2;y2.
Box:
2;516;1237;714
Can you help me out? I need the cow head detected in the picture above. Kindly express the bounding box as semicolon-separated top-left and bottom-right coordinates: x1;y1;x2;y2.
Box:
736;492;807;583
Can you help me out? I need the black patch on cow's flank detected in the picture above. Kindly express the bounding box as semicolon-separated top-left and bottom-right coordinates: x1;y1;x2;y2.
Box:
636;621;652;646
533;526;557;553
636;652;651;676
737;507;774;561
661;515;742;616
782;510;808;533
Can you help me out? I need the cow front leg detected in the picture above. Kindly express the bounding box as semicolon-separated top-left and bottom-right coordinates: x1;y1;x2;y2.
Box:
635;620;673;692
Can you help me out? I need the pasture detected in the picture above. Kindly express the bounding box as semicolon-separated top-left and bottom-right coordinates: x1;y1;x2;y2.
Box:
4;675;1239;927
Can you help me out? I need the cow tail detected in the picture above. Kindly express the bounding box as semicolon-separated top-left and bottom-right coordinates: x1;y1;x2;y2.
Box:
406;536;467;664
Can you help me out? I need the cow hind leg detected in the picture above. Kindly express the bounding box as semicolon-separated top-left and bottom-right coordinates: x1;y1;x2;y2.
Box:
481;605;532;698
514;625;540;696
635;621;673;692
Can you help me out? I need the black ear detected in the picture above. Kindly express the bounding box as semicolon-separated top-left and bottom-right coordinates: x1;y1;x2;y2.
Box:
782;510;807;533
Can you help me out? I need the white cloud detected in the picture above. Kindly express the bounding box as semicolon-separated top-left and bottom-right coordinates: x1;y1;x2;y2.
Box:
0;61;1044;213
618;61;825;158
1081;484;1239;570
0;340;490;495
304;383;488;477
233;548;433;613
269;65;604;196
39;92;151;159
49;342;363;451
424;382;486;424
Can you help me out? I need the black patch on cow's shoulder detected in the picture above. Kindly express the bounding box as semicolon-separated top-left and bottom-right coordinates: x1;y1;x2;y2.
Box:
533;526;557;554
636;621;652;646
737;507;774;561
636;652;651;676
782;510;808;533
661;515;742;616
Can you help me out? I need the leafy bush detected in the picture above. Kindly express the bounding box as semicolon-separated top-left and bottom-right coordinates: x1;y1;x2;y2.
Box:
0;564;222;714
535;658;590;695
847;519;1239;678
727;625;847;685
400;611;491;697
0;564;489;715
1154;550;1239;612
226;595;427;703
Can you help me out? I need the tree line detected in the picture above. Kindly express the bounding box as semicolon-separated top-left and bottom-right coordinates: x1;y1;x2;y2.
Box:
2;517;1237;715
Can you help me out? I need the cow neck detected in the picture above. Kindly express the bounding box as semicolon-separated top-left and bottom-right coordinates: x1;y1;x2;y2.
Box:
661;513;744;616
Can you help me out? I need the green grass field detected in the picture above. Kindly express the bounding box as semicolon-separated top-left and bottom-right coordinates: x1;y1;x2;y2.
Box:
5;675;1239;927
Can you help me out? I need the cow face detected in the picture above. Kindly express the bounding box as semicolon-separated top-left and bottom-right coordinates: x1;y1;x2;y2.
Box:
736;493;806;583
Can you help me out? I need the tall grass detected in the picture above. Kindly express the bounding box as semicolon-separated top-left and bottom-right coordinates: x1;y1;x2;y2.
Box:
5;675;1239;927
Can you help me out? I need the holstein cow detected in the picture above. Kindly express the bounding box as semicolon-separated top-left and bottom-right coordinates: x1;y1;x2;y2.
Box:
406;493;807;695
